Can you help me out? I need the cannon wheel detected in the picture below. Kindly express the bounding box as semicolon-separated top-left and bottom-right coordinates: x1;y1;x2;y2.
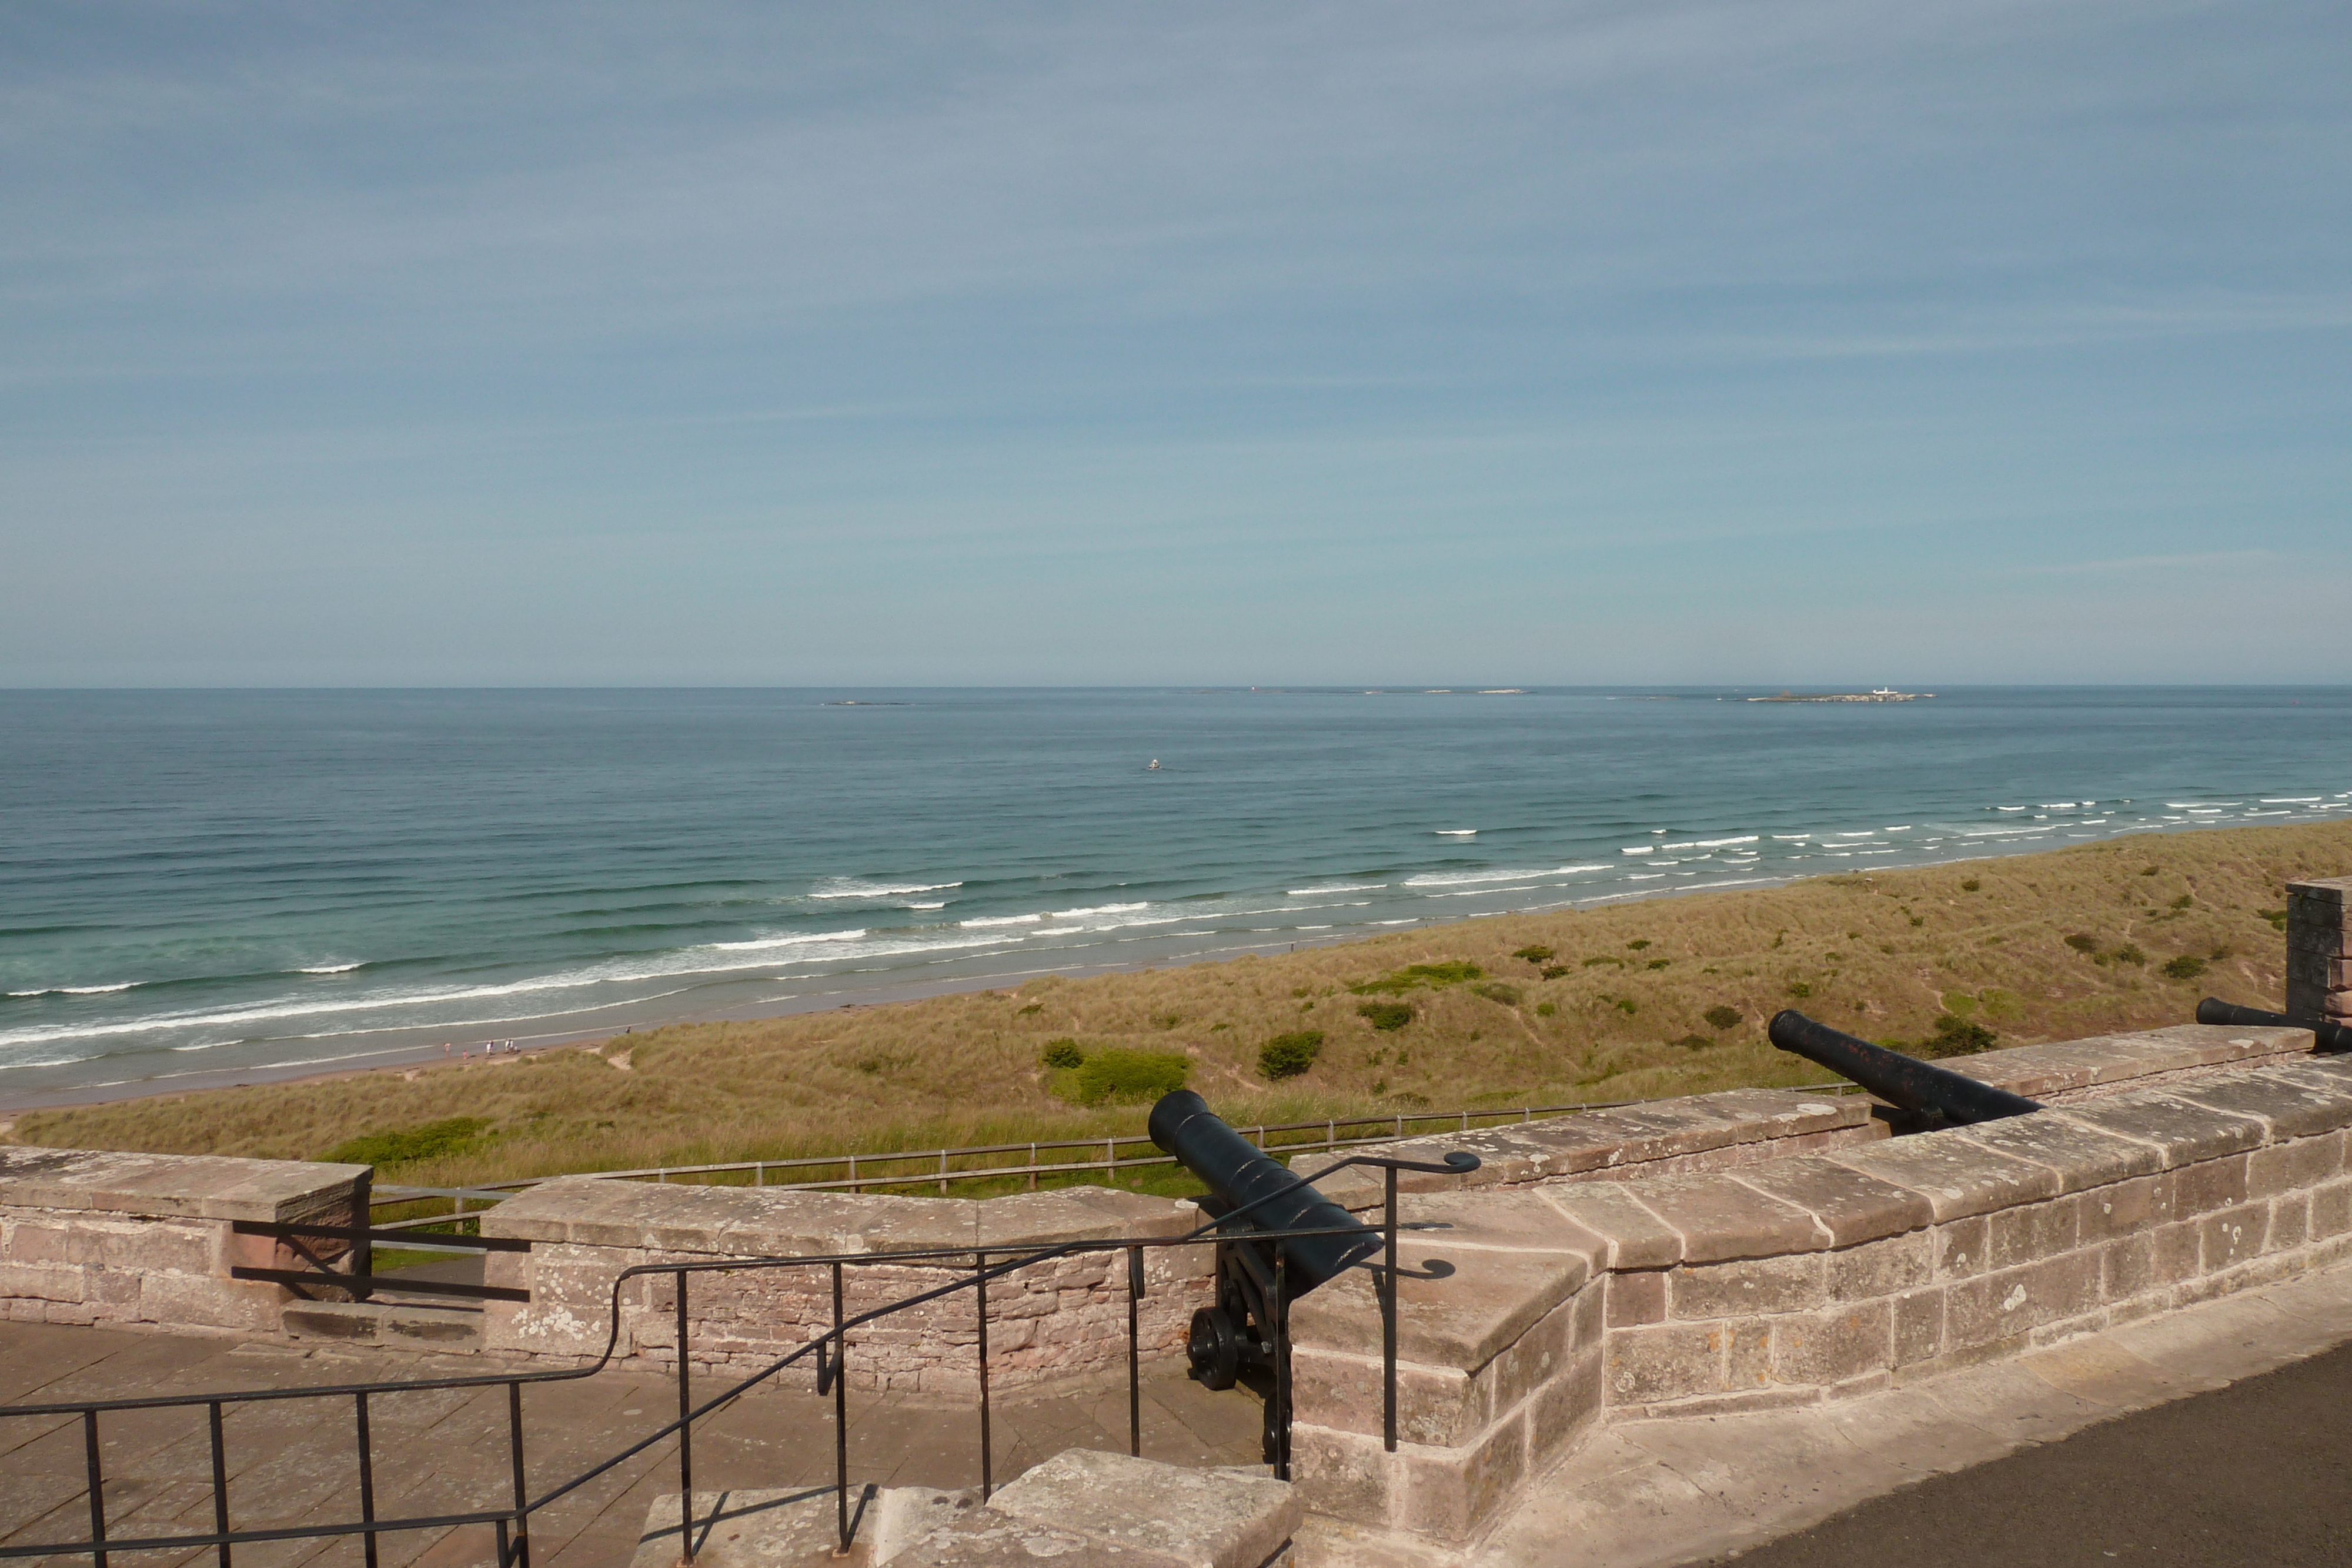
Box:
1188;1306;1243;1390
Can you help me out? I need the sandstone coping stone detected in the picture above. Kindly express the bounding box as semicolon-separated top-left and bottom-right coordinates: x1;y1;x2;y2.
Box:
1951;1027;2313;1099
1725;1156;1934;1247
1614;1174;1829;1263
1305;1091;1868;1209
983;1449;1299;1568
0;1145;365;1223
485;1178;1198;1258
1946;1114;2164;1195
1289;1189;1601;1370
1538;1184;1685;1271
2161;1068;2352;1141
2054;1090;2269;1169
1824;1131;2060;1222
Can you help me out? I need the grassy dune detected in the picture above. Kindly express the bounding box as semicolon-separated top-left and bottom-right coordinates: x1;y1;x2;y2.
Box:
11;820;2347;1192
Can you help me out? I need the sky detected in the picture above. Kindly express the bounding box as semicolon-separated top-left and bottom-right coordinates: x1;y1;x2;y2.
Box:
2;1;2347;687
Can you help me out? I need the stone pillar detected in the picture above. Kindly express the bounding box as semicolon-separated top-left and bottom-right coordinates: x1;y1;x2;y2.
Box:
2286;876;2352;1023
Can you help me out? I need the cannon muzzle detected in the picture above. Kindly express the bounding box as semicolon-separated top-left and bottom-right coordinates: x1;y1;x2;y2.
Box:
1148;1089;1379;1292
2195;997;2352;1054
1768;1010;2042;1126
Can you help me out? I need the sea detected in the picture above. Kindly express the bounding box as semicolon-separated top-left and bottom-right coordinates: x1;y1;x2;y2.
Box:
2;687;2347;1109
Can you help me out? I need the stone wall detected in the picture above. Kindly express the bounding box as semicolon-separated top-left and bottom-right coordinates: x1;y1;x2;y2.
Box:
479;1179;1215;1393
1285;1025;2349;1547
2287;875;2352;1025
0;1146;365;1335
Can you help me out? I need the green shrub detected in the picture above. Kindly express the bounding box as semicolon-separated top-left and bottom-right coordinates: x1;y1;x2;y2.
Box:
1471;981;1522;1006
2160;955;2207;981
1040;1038;1085;1070
323;1116;490;1169
2170;894;2193;911
1357;1001;1414;1031
1349;961;1484;996
1512;945;1555;964
1703;1005;1742;1031
1534;1001;1556;1017
1960;878;1981;892
1613;998;1638;1015
1540;964;1569;979
1673;1034;1712;1050
1065;1049;1190;1106
1786;981;1812;999
2064;933;2097;953
2260;908;2288;931
1917;1015;1997;1058
1626;939;1651;951
1017;1002;1044;1016
2112;944;2147;967
1646;958;1671;970
1258;1030;1325;1081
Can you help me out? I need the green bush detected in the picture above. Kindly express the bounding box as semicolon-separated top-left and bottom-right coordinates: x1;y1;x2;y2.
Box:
323;1116;489;1169
1512;945;1555;964
1646;958;1671;970
1786;981;1812;999
2064;933;2097;953
1960;878;1981;892
1673;1034;1712;1050
1040;1038;1084;1070
1258;1030;1325;1081
1626;939;1652;951
1540;964;1569;979
2160;955;2207;981
2112;943;2147;967
1534;1001;1556;1017
1917;1015;1997;1058
1357;1000;1414;1031
1471;981;1522;1006
1065;1049;1190;1106
1703;1005;1742;1031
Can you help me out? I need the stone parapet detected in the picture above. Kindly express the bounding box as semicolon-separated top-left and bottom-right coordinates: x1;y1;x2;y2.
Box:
0;1145;365;1336
480;1178;1213;1392
1284;1055;2352;1547
1949;1023;2314;1101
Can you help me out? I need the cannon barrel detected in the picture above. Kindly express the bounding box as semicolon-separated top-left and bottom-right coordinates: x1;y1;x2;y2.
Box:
2195;997;2352;1054
1768;1010;2042;1125
1148;1089;1379;1292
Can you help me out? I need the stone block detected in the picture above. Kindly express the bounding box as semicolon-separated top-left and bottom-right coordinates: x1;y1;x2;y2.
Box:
1825;1232;1932;1299
2152;1221;2203;1284
1932;1216;1991;1279
1943;1253;2100;1349
2100;1233;2157;1302
1893;1287;1944;1365
1727;1156;1932;1247
2267;1192;2311;1252
1724;1316;1774;1391
1985;1196;2080;1270
137;1272;283;1333
2248;1135;2346;1199
985;1447;1301;1568
1667;1253;1826;1319
2154;1156;2250;1222
1606;1269;1665;1327
1613;1173;1828;1263
2286;947;2352;989
2170;1075;2352;1142
2053;1094;2266;1171
1952;1114;2163;1194
1538;1183;1682;1269
2077;1176;2155;1244
0;1145;365;1225
1829;1134;2059;1223
2199;1204;2268;1272
1770;1300;1895;1387
1605;1321;1725;1406
2310;1178;2352;1239
1525;1346;1604;1460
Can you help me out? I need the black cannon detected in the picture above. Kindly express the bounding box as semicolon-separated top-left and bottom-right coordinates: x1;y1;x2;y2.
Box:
1148;1089;1381;1407
1769;1009;2042;1127
2195;997;2352;1054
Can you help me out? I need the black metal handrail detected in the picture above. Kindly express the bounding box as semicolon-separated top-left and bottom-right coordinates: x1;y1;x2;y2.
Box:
0;1146;1473;1567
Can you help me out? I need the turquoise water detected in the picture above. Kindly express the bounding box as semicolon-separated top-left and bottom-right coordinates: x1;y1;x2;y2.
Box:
2;687;2347;1107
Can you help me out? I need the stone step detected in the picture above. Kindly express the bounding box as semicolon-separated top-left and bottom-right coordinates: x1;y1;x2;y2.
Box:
280;1298;482;1347
630;1450;1298;1568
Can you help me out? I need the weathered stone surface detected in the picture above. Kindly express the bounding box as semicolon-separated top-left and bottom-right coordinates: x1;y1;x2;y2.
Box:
1955;1027;2310;1099
2164;1072;2352;1142
1538;1183;1683;1270
1728;1156;1933;1246
1948;1113;2163;1194
2049;1092;2267;1170
629;1487;858;1568
1615;1174;1828;1263
282;1299;480;1345
985;1448;1299;1568
1826;1132;2059;1222
1667;1253;1826;1319
0;1145;362;1223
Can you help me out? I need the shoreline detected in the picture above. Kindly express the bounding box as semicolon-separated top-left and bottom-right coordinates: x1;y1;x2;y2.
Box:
5;813;2345;1122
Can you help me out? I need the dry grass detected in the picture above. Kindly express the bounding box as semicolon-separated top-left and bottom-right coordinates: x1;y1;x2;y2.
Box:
13;819;2347;1190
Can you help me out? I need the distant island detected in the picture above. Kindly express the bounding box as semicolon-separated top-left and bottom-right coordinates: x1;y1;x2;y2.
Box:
1748;688;1934;703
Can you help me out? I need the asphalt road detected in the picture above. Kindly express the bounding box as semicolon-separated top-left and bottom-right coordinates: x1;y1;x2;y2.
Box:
1704;1339;2352;1568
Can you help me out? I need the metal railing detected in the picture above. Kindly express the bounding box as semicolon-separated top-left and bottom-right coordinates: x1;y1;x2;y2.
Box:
371;1084;1852;1219
0;1147;1472;1567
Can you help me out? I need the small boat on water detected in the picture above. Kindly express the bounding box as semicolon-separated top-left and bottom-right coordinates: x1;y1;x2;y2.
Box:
1147;758;1161;770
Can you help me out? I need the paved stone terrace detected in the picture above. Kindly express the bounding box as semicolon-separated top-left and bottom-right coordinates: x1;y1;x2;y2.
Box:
0;1320;1262;1567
